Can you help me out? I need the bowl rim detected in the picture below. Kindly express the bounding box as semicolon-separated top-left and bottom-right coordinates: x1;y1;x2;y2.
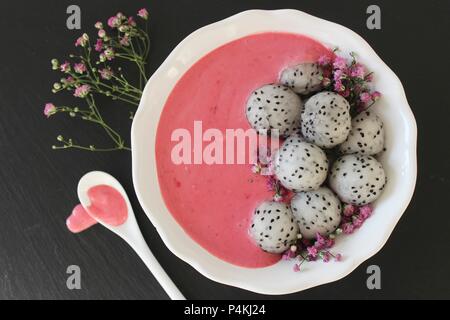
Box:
131;9;418;295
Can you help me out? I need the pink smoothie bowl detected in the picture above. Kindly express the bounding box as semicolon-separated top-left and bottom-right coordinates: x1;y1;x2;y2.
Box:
131;9;417;295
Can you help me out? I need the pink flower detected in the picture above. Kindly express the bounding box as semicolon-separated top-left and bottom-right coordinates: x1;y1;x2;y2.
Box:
44;103;56;117
74;84;91;98
335;253;342;262
353;216;364;228
343;204;356;217
350;63;365;79
333;56;347;70
120;35;130;46
282;249;296;260
95;39;103;52
104;48;115;61
342;222;355;235
138;8;149;20
94;21;103;29
73;63;86;74
99;68;113;80
293;264;301;272
371;91;382;101
60;61;71;73
318;55;331;66
359;204;373;220
107;16;119;28
128;16;136;26
75;34;88;47
62;76;75;85
98;29;106;38
315;233;327;249
323;251;331;263
307;246;318;258
333;68;346;81
334;80;344;92
360;92;372;104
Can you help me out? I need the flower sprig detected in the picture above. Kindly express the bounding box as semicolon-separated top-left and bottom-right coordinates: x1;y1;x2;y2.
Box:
282;204;374;272
283;233;342;272
318;51;381;115
44;8;150;152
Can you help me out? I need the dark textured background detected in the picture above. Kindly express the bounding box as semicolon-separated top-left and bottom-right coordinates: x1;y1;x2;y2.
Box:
0;0;449;300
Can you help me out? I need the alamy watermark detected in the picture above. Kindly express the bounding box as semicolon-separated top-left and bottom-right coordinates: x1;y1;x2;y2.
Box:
66;265;81;290
366;5;381;30
366;264;381;290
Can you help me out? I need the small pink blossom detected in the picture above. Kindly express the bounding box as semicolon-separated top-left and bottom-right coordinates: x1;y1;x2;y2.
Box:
333;56;347;70
282;249;296;260
371;91;382;101
104;48;115;61
44;103;56;117
293;264;301;272
360;92;372;104
343;204;356;217
138;8;149;20
315;233;327;249
94;21;103;29
74;84;91;98
75;34;89;47
333;68;346;81
318;55;331;66
353;216;364;228
128;16;136;26
335;254;342;262
307;246;318;258
62;76;74;85
322;251;331;263
73;63;86;74
98;29;106;38
99;68;114;80
342;222;355;235
95;39;103;52
350;63;365;79
60;61;71;73
107;16;119;28
334;80;345;92
359;204;373;220
120;35;130;46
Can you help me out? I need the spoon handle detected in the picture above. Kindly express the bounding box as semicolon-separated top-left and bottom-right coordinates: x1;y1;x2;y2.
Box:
128;234;186;300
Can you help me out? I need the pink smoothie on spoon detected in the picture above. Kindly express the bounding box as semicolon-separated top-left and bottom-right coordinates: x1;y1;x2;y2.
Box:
66;185;128;232
155;32;332;268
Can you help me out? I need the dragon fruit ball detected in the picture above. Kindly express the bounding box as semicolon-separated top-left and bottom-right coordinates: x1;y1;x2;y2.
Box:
245;84;303;137
339;111;385;155
249;201;299;253
291;187;342;239
329;154;386;206
301;91;351;148
280;63;323;95
274;134;328;192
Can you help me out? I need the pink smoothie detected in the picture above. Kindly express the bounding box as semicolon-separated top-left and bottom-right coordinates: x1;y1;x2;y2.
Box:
156;32;332;268
66;185;128;233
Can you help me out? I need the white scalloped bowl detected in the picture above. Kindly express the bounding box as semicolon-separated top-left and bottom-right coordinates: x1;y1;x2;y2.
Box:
131;9;417;295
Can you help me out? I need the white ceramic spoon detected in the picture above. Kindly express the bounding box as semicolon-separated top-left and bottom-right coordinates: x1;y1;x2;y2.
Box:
77;171;185;300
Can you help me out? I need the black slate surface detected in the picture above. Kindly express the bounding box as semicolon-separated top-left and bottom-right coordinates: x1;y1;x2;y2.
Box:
0;0;449;300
